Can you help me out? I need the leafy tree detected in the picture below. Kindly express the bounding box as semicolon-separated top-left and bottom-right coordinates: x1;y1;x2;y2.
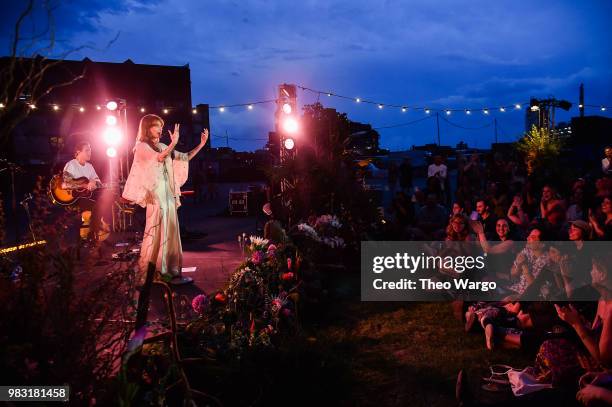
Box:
516;125;563;176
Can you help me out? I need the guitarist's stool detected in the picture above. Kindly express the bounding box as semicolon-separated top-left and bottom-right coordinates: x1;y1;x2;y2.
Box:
113;198;135;232
80;210;93;240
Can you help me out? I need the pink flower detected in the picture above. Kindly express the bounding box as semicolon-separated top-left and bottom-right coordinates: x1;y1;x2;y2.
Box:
251;250;264;265
271;298;283;314
191;294;209;314
267;244;277;257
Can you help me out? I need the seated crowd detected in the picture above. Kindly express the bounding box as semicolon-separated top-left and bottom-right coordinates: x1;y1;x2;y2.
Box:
388;147;612;405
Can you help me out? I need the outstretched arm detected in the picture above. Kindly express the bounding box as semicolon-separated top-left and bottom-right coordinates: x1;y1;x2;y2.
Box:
187;129;209;160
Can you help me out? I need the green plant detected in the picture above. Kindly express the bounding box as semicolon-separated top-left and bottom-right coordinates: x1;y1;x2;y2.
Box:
516;125;563;176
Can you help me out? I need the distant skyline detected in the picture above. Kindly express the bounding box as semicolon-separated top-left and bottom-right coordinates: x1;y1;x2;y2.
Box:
1;0;611;151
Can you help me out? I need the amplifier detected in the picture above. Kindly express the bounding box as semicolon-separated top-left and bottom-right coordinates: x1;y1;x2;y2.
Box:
229;191;248;215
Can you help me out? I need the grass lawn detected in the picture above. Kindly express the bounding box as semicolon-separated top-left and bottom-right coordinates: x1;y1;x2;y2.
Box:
295;272;535;406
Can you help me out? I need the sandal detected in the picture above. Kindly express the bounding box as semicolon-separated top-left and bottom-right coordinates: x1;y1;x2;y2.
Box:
481;364;513;387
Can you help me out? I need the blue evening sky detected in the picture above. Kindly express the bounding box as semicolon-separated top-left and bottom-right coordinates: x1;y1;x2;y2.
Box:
1;0;611;151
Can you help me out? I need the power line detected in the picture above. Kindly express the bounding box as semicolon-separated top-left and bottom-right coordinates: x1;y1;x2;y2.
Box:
373;115;434;130
440;115;494;130
208;99;276;109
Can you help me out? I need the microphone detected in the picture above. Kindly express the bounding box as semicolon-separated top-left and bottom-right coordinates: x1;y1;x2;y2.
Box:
20;193;33;205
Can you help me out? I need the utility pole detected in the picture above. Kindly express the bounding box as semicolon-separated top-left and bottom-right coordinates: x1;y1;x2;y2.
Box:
225;130;229;148
436;112;440;146
579;83;584;117
494;118;498;144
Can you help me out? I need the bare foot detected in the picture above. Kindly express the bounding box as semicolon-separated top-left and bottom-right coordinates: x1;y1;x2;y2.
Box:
485;324;494;350
465;310;476;332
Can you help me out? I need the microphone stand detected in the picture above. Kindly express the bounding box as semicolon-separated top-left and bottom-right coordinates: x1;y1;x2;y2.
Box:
20;193;36;242
0;159;25;242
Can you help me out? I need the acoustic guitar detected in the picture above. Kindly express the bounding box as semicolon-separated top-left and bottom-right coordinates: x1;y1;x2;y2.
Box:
48;174;114;206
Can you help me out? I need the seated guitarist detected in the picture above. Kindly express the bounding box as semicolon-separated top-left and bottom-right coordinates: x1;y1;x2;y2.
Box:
62;141;102;241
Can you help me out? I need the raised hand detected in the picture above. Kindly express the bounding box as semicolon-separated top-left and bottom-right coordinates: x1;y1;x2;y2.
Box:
168;123;180;146
555;303;582;326
200;128;209;145
470;220;484;235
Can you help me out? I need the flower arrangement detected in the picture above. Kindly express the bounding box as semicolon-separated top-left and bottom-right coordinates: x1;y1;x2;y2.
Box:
296;223;320;241
187;237;302;358
312;214;346;248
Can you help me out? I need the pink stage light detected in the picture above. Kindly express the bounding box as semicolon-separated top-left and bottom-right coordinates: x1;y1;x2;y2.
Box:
103;127;121;145
106;101;118;111
106;147;117;158
282;117;299;133
284;138;295;150
105;115;117;126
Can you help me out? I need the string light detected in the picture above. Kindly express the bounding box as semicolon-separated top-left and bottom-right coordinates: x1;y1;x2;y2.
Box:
297;85;540;115
3;90;608;119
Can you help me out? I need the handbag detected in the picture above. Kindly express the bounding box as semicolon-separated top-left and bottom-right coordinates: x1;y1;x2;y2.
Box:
507;367;553;396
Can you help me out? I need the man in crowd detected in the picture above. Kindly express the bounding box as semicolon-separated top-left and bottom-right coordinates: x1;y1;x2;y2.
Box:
602;145;612;176
475;199;498;240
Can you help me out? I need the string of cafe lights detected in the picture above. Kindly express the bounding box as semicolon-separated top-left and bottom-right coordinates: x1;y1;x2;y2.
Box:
296;85;610;116
0;99;278;115
0;90;608;116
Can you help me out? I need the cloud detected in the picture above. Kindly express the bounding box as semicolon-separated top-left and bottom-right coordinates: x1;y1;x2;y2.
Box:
2;0;609;150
